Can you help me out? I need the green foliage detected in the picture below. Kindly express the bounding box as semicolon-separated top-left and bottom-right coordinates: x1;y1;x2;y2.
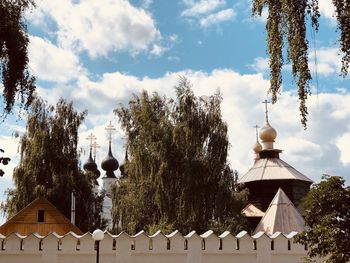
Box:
112;77;248;235
0;0;36;114
252;0;350;128
295;175;350;263
2;97;104;232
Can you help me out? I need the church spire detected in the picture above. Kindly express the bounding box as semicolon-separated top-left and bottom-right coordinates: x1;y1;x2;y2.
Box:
83;133;100;183
262;99;270;123
252;125;262;160
259;100;277;150
91;141;100;162
101;121;119;178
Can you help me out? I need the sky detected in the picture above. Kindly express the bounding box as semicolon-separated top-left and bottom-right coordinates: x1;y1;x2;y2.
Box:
1;0;350;220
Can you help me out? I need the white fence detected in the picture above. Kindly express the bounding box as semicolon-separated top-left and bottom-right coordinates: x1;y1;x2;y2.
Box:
0;230;317;263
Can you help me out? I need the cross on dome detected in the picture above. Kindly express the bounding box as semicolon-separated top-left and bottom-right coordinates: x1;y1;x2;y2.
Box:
105;121;116;143
86;133;97;151
91;141;100;161
252;125;262;156
262;99;271;123
253;125;260;142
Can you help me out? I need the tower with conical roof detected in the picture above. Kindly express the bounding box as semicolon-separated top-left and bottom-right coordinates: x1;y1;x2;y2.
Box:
238;100;313;214
101;121;119;228
254;188;306;234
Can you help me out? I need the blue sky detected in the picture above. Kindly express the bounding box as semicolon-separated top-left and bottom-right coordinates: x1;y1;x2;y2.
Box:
1;0;350;219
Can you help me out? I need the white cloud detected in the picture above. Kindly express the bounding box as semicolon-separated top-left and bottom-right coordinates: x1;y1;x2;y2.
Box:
181;0;235;28
337;132;350;165
182;0;225;17
167;56;180;62
309;47;342;77
169;34;179;43
150;44;169;57
141;0;153;9
318;0;336;20
280;138;322;162
200;8;236;27
28;0;161;58
249;57;269;72
262;46;344;78
28;35;84;83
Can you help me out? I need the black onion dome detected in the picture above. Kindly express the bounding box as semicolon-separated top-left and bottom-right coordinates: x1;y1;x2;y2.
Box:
83;150;97;172
119;150;128;178
93;169;101;185
101;143;119;178
94;169;101;179
119;163;126;177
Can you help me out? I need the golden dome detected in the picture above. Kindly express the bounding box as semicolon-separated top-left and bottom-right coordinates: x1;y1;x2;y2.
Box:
253;141;263;153
259;122;277;142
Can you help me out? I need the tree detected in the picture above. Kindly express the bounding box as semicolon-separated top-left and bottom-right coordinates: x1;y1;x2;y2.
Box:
252;0;350;127
295;175;350;263
2;97;104;232
112;77;248;234
0;0;36;114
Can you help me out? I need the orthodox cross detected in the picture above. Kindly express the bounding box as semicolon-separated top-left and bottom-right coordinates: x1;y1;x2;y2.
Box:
86;133;97;151
253;125;260;142
105;121;116;143
91;141;100;161
262;99;271;123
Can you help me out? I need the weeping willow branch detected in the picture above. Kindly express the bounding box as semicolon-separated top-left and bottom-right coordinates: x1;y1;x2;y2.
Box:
332;0;350;76
252;0;350;128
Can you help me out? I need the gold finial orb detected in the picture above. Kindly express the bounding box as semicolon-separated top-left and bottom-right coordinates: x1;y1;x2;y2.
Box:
259;122;277;142
253;141;263;153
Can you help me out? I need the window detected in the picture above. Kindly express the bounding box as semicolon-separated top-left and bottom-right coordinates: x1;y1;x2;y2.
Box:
112;239;116;250
253;240;257;250
76;240;81;251
149;239;153;250
37;210;45;223
166;239;170;250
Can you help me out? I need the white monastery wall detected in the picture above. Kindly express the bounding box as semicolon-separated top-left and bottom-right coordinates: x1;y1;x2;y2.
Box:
0;230;321;263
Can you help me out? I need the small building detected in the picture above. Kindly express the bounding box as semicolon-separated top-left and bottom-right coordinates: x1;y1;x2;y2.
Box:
238;105;313;232
238;120;313;212
242;203;265;231
0;197;82;236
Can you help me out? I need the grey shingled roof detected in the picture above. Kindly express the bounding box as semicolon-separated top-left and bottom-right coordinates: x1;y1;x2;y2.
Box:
238;158;313;184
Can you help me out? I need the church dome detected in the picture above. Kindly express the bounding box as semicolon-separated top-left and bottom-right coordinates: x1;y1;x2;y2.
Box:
259;122;277;142
94;168;101;180
83;151;97;172
101;144;119;178
119;149;129;178
253;141;263;153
